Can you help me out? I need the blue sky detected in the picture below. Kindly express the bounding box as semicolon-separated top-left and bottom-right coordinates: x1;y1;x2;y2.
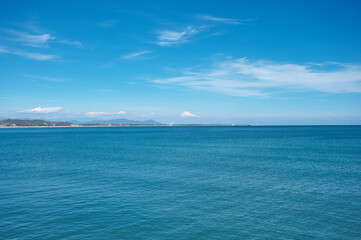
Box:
1;0;361;124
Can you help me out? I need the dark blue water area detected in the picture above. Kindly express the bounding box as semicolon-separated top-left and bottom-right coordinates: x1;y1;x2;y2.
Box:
0;126;360;239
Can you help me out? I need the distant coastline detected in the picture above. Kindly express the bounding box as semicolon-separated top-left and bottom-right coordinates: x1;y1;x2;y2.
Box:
0;119;252;128
0;124;252;128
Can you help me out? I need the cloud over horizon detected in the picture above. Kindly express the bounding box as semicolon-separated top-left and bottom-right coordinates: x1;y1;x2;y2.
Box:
18;107;63;113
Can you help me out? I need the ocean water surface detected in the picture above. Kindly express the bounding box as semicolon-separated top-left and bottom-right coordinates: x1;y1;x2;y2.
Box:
0;126;360;239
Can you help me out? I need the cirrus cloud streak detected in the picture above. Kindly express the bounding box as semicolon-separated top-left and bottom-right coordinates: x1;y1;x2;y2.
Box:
123;50;151;59
157;26;199;46
0;46;57;60
197;14;243;24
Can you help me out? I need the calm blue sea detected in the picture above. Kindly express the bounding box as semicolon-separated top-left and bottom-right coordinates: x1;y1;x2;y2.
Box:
0;126;360;239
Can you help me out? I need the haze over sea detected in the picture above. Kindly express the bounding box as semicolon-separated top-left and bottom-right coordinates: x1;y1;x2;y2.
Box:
0;126;360;239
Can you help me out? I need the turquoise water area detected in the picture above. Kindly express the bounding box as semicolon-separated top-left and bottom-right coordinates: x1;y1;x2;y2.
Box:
0;126;360;239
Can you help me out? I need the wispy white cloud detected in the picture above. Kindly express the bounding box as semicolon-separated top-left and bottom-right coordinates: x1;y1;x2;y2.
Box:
12;49;57;60
0;46;9;53
0;46;58;60
155;14;246;46
180;111;200;118
5;29;82;48
0;25;81;61
197;14;242;24
57;40;83;47
157;26;199;46
154;58;361;97
86;111;126;117
20;74;67;82
123;50;151;59
6;29;55;47
19;107;63;113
